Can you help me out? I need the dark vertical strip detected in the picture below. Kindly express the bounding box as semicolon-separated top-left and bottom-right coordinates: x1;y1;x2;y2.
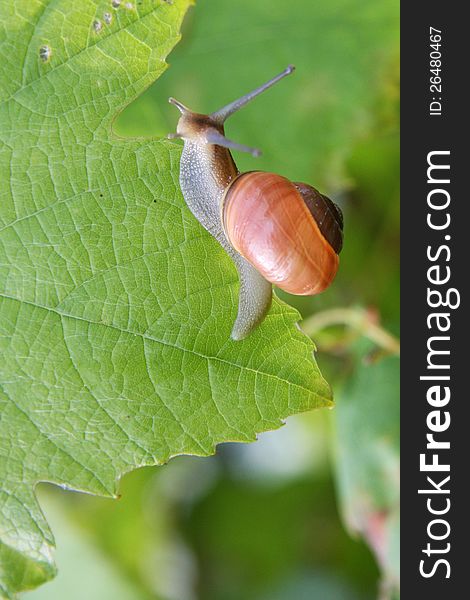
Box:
401;2;467;596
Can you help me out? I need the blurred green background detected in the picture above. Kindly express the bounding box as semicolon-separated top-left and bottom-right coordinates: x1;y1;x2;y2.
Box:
26;0;399;598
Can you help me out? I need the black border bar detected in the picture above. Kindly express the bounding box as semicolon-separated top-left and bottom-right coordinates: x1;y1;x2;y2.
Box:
401;2;467;596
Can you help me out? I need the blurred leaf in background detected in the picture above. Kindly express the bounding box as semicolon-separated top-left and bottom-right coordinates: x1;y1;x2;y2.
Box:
333;341;400;598
23;0;399;598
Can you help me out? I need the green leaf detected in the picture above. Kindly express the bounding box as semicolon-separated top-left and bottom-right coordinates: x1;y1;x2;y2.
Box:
0;0;332;596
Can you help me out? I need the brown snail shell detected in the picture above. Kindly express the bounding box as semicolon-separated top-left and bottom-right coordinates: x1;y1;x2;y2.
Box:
221;171;343;295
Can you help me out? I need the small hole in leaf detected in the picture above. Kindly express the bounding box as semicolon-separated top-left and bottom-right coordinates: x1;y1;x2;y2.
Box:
103;12;112;24
93;19;103;33
112;0;121;8
39;45;51;62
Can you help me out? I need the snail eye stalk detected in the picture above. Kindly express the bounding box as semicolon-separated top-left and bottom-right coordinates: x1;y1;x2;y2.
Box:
210;65;295;123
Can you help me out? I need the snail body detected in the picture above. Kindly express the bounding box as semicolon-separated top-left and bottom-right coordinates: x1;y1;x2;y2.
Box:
168;66;343;340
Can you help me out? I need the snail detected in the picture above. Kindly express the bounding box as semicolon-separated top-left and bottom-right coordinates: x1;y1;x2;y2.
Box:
168;66;343;340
